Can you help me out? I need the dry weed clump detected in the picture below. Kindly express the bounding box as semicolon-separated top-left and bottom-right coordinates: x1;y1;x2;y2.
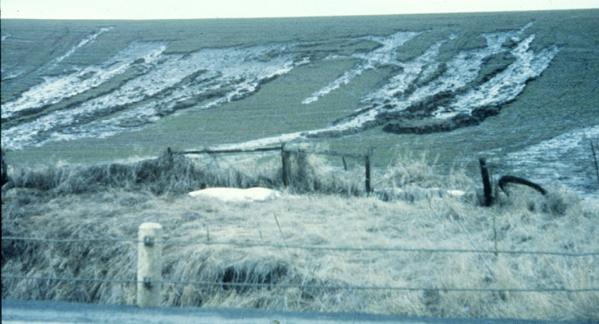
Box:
382;152;441;188
286;150;363;195
494;184;582;218
376;152;476;203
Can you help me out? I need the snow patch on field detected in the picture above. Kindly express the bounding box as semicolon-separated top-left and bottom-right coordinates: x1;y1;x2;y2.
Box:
188;187;282;202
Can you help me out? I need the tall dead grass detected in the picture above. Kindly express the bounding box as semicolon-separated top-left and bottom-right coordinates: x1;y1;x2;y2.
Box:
3;149;364;197
1;151;598;321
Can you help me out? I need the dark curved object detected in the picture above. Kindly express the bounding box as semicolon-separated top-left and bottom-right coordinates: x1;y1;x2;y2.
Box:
498;175;547;196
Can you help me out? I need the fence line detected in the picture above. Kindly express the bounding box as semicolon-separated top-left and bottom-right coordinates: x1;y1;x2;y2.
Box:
169;141;585;172
289;149;366;160
164;239;599;257
4;219;599;310
3;235;598;257
153;280;599;293
175;146;282;155
3;274;597;294
174;145;367;160
1;236;137;244
2;274;136;284
171;144;374;193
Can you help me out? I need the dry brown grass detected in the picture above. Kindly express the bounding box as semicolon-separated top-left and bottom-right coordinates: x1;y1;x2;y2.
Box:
1;152;598;320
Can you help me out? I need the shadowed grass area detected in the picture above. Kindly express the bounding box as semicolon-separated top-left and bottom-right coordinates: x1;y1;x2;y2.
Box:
1;152;598;320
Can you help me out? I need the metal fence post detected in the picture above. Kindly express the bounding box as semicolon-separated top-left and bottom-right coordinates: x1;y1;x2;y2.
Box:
137;222;163;307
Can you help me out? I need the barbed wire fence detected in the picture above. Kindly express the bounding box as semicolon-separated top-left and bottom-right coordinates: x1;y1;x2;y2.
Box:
2;141;599;313
3;144;598;301
2;226;599;308
4;235;599;257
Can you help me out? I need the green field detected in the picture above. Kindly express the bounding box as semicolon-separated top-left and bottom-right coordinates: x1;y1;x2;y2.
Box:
2;11;598;190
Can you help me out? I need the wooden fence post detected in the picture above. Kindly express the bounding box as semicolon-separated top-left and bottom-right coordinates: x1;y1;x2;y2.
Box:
591;140;599;189
1;149;8;187
479;158;493;207
281;145;290;188
365;148;373;194
137;222;163;307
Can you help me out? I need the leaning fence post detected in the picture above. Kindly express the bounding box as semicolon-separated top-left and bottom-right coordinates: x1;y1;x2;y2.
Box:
137;222;163;307
479;158;493;207
281;144;290;188
365;148;373;194
591;140;599;189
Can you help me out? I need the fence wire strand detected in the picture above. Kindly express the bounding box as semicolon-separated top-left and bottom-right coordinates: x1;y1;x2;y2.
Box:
164;239;599;257
3;233;598;296
2;236;137;244
160;279;599;293
2;274;136;284
2;274;597;293
3;236;598;257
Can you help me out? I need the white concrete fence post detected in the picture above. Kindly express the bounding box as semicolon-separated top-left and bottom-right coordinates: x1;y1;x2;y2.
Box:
137;222;163;307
